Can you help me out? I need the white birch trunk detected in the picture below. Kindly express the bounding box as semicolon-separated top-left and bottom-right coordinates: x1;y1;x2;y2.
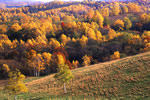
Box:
36;71;38;77
34;70;35;77
38;71;40;77
14;95;17;100
64;83;67;93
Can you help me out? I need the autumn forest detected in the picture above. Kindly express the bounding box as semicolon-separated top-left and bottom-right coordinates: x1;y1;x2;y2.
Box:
0;0;150;99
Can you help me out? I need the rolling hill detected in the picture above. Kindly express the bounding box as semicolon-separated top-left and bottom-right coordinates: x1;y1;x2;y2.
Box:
0;51;150;99
0;0;36;3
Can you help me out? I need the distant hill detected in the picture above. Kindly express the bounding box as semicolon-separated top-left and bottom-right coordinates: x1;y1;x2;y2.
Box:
0;0;44;8
0;3;6;9
0;0;33;3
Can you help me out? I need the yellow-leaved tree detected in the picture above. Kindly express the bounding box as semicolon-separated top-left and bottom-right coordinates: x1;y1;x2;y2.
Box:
5;69;28;100
92;10;104;28
50;52;66;73
2;64;10;73
42;52;52;74
87;8;95;20
121;5;128;14
142;31;150;43
139;13;150;24
113;19;124;31
0;64;10;78
111;3;120;16
60;34;71;46
123;17;132;30
0;24;7;34
54;64;74;93
86;28;96;40
27;50;45;77
111;51;120;60
144;43;150;51
82;55;92;66
31;54;45;77
10;23;22;32
72;60;79;69
95;30;102;42
99;7;109;17
80;35;88;47
108;29;117;40
49;38;61;50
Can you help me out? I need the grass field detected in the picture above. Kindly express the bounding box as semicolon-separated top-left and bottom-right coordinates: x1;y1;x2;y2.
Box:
0;51;150;100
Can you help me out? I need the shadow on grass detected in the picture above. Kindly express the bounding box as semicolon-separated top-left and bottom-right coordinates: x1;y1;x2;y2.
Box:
30;98;43;100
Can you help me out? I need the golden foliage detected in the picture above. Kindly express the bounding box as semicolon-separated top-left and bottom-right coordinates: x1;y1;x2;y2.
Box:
10;23;22;32
2;64;10;72
128;3;141;13
72;60;79;69
80;35;88;47
139;13;150;24
113;19;124;31
27;50;45;77
108;29;117;40
87;9;95;19
92;10;104;28
99;7;109;17
110;3;120;16
5;69;28;95
57;54;66;65
111;51;120;60
123;17;132;30
49;38;61;49
32;54;45;72
60;34;71;46
121;5;128;14
95;30;102;42
82;55;91;66
86;28;96;40
42;52;52;66
0;25;7;34
0;35;12;51
142;31;150;43
128;34;141;44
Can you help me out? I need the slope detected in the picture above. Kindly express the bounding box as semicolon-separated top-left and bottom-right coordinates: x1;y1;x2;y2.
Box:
1;51;150;99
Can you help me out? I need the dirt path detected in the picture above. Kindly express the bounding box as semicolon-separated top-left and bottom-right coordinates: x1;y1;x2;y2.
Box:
26;74;55;86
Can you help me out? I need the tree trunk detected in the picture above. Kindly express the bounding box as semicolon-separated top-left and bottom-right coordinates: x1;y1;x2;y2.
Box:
14;95;17;100
64;83;67;93
38;71;40;77
36;71;38;77
34;70;35;77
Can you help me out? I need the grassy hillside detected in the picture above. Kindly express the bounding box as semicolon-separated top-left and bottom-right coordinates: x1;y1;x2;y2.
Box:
0;51;150;99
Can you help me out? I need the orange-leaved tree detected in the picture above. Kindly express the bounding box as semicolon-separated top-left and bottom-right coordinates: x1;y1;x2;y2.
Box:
111;51;120;60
